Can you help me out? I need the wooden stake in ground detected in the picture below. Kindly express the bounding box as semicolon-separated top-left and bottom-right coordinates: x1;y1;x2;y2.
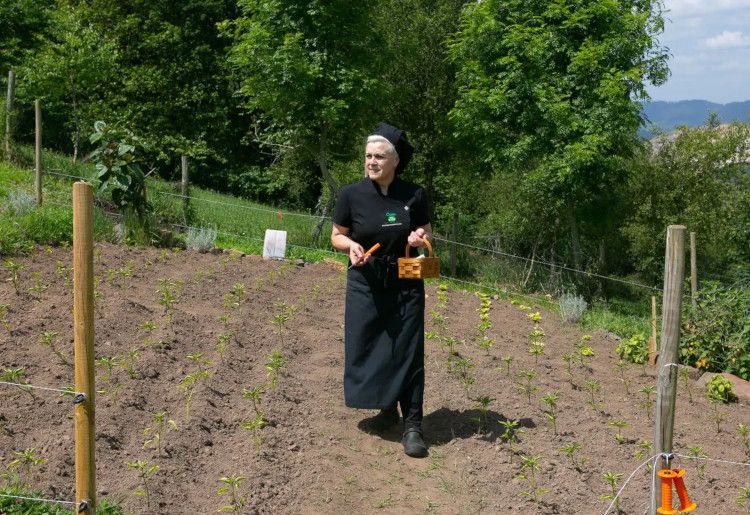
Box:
73;182;97;513
4;70;16;159
690;231;697;310
648;295;657;365
35;99;42;205
651;225;686;515
181;154;190;223
450;212;458;276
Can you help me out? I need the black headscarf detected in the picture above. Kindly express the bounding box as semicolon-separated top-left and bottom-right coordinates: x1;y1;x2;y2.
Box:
371;122;414;175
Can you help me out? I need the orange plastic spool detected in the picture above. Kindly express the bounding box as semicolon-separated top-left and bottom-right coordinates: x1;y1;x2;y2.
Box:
657;469;678;515
672;469;697;513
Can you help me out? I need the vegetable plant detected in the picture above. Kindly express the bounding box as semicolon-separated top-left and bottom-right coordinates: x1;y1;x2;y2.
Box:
127;459;159;511
265;351;287;390
217;474;248;513
430;310;446;327
705;374;737;403
478;335;493;354
6;448;46;488
614;360;633;395
0;304;10;333
3;260;23;294
179;369;211;418
516;455;547;502
562;353;575;385
528;342;545;364
56;261;72;287
541;392;559;434
527;311;542;322
501;355;513;376
121;349;141;379
271;303;293;347
26;272;48;301
737;423;750;457
471;395;494;434
500;419;524;456
224;283;246;309
678;366;694;403
436;283;449;307
736;487;750;514
582;379;602;412
441;336;459;358
707;394;726;433
39;330;69;365
139;321;156;346
634;441;654;472
600;471;623;513
449;356;476;398
578;344;594;367
640;385;656;420
217;332;233;359
242;385;265;416
609;421;628;444
241;413;268;452
143;411;178;457
515;369;539;405
560;442;585;472
687;446;708;479
0;367;35;399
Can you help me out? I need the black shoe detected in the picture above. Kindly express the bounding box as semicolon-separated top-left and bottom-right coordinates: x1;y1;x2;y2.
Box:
402;428;428;458
363;407;400;432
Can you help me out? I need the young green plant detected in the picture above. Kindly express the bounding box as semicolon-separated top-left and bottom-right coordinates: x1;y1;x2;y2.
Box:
560;442;586;473
6;448;46;488
600;472;623;513
143;411;178;457
541;392;559;434
127;459;159;511
516;455;547;503
39;330;69;365
515;369;539;405
217;474;248;513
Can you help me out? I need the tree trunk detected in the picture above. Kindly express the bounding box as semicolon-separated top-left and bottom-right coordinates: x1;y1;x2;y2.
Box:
312;132;339;242
566;203;581;271
70;73;80;164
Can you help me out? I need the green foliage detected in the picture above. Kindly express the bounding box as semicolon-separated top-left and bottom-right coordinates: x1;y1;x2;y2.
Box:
705;374;737;404
615;333;648;364
682;282;750;380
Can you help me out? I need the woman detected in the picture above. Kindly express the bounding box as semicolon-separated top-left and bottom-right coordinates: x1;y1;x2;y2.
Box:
331;122;432;458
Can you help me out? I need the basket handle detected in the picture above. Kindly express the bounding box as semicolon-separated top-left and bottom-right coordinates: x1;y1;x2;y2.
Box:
404;238;433;257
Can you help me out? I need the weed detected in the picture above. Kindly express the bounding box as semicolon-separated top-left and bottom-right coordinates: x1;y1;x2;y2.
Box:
737;423;750;457
471;395;494;434
143;411;178;457
217;474;248;513
4;260;23;293
609;421;629;444
39;330;69;365
561;442;586;472
640;385;656;420
687;446;708;479
516;455;547;503
515;369;539;405
265;351;287;390
600;471;623;513
541;392;559;434
127;459;159;510
736;487;750;514
6;448;46;488
0;367;35;399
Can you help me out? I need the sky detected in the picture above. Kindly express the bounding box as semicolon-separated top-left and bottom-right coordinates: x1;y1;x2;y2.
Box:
646;0;750;103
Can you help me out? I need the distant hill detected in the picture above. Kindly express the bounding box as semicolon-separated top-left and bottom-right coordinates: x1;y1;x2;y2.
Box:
640;100;750;136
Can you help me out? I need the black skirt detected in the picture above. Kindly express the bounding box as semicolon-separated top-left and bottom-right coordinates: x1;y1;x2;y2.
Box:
343;257;425;409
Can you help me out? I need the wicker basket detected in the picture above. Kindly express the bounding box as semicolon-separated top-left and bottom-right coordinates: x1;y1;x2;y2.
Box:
398;238;440;279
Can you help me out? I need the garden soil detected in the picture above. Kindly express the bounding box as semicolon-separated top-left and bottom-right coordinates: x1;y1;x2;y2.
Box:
1;244;748;514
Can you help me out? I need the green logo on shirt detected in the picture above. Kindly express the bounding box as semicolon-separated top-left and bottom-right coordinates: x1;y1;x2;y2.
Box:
385;212;397;223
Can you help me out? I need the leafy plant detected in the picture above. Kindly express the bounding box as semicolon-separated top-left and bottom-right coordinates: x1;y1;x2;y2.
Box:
217;332;233;359
143;411;177;457
515;369;539;405
578;344;595;367
240;412;268;452
527;311;542;322
516;455;547;502
562;353;575;385
0;367;35;399
615;333;647;364
26;271;48;301
528;341;545;364
639;385;656;420
705;374;737;403
186;225;218;252
127;459;159;510
559;293;587;323
679;366;694;403
561;442;585;472
271;303;293;347
500;419;524;455
707;395;727;433
477;335;494;354
736;486;750;514
600;471;623;513
39;330;68;365
430;310;446;327
471;395;494;434
582;379;602;412
156;278;183;320
609;421;628;444
3;260;23;294
121;349;140;379
449;356;476;398
634;441;654;472
614;360;633;395
738;423;750;457
0;304;10;333
242;385;265;416
6;448;46;488
217;474;248;513
179;367;211;418
687;446;708;479
265;351;287;390
224;283;246;309
541;392;559;434
501;355;513;376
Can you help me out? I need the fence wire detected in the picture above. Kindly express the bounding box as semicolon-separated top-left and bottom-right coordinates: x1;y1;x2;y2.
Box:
0;380;81;396
0;492;76;507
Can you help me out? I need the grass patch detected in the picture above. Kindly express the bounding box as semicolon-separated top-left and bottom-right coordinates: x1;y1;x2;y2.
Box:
0;486;123;514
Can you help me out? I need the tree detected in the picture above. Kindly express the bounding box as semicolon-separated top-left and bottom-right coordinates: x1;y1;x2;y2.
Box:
0;1;52;77
623;121;750;281
221;0;382;224
448;0;669;274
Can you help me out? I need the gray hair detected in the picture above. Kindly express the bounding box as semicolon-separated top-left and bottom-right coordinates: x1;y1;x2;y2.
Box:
366;135;397;155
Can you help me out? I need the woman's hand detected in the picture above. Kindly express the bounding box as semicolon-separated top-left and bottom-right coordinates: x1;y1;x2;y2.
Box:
408;227;429;247
349;242;366;267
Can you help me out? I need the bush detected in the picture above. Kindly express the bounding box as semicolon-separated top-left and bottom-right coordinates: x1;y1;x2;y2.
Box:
559;293;588;323
5;189;36;216
185;225;217;252
682;282;750;380
705;374;737;403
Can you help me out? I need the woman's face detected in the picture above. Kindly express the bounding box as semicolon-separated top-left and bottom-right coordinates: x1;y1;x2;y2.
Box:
365;141;399;185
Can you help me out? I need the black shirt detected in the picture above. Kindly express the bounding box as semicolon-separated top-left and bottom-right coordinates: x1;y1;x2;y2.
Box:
332;177;430;259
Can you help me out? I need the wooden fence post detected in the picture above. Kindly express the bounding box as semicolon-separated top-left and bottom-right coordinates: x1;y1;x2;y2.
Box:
35;99;42;205
648;295;657;365
181;155;190;223
450;211;458;276
690;232;697;310
73;182;97;514
651;225;686;514
4;70;16;159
